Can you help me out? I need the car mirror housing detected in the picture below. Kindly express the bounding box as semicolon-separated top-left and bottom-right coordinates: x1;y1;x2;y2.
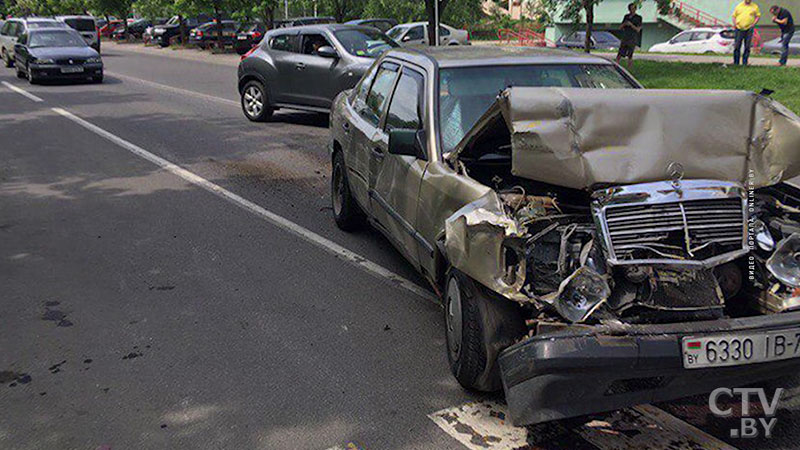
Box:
388;128;426;159
317;45;338;58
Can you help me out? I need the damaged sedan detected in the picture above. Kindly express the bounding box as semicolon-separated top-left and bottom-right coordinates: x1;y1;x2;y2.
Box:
328;46;800;425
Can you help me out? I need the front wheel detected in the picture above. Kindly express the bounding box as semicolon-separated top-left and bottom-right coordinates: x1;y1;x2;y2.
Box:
445;269;526;392
240;80;273;122
27;65;37;84
331;150;365;231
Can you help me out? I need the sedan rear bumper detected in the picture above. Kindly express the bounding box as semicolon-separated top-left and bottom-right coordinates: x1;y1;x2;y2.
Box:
498;311;800;425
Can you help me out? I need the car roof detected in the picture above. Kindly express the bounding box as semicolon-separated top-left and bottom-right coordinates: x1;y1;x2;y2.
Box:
388;45;615;69
21;17;61;23
56;15;94;19
682;27;732;32
269;23;377;33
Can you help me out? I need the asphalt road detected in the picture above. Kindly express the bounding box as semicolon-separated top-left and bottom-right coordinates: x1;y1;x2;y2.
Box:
2;43;800;450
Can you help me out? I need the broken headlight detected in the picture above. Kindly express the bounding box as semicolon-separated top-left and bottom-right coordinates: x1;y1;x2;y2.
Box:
766;233;800;288
554;266;610;323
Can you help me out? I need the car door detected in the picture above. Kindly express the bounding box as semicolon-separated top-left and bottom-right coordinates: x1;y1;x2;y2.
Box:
267;31;301;104
14;32;29;68
438;25;452;45
290;31;339;108
692;32;713;53
348;61;399;216
401;25;426;46
667;31;692;51
339;62;379;207
369;66;428;264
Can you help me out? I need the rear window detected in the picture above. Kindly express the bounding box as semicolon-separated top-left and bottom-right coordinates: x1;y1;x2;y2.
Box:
719;29;735;39
64;18;96;32
28;20;63;29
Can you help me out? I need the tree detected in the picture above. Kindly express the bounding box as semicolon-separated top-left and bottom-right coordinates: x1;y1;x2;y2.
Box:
542;0;671;53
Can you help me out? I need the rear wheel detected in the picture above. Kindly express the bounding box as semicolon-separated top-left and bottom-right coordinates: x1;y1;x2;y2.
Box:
3;49;13;68
241;80;273;122
331;150;365;231
445;269;526;392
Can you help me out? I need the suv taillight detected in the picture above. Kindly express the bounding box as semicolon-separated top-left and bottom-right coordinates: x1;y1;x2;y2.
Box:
241;45;257;61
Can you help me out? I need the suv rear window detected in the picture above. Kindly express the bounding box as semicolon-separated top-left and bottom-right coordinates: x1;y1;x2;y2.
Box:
64;18;96;32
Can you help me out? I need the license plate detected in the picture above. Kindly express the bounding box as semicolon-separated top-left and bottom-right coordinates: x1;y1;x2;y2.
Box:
682;328;800;369
237;35;248;40
61;66;84;73
224;32;235;37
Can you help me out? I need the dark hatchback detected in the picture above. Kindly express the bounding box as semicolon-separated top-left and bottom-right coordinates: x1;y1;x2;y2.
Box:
15;27;103;84
556;30;621;50
235;21;266;55
189;20;238;48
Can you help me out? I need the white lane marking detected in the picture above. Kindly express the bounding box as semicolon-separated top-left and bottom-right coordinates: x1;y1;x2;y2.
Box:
429;401;738;450
105;71;238;106
2;81;44;102
51;107;436;304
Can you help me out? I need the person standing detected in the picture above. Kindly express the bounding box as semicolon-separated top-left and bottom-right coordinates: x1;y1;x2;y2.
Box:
616;2;642;69
770;5;795;66
732;0;761;65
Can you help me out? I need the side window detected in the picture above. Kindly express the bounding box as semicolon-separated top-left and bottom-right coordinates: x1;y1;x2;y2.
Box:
301;33;331;55
16;23;25;37
438;26;450;37
0;22;9;36
385;68;425;133
672;32;691;43
363;62;399;126
406;26;424;41
17;33;27;45
352;61;379;108
270;33;296;52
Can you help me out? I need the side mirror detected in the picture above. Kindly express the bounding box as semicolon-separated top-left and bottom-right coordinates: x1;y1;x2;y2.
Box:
317;45;338;58
388;128;426;159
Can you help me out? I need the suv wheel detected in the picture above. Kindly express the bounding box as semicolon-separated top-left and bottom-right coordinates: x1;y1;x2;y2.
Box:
16;62;24;78
331;150;365;231
3;49;13;68
444;269;526;392
241;80;273;122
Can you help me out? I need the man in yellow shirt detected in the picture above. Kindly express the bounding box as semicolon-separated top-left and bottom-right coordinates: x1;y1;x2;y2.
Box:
732;0;761;65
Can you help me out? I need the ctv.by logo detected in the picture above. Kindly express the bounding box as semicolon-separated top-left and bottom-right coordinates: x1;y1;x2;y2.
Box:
709;387;783;438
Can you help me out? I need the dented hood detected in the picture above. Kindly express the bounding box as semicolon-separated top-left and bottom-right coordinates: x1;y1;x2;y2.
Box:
452;87;800;189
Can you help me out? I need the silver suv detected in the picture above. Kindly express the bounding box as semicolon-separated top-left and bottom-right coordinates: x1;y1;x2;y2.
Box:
0;17;66;67
56;16;100;52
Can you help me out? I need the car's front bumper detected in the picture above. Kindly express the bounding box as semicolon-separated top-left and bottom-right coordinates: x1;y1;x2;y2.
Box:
30;63;103;80
499;311;800;425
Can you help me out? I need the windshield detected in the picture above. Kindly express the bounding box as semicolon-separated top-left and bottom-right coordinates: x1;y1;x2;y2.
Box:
386;26;406;40
334;29;398;58
439;64;635;153
64;18;95;31
30;30;87;48
28;21;64;29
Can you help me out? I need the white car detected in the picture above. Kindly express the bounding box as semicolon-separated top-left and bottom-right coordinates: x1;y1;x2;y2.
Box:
56;16;100;52
0;17;66;67
649;27;735;54
386;22;470;46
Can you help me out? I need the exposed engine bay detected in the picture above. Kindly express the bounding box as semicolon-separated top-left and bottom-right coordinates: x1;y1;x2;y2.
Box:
443;87;800;330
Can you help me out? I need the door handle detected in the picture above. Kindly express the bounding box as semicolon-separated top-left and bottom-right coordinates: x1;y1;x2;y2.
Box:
296;62;306;70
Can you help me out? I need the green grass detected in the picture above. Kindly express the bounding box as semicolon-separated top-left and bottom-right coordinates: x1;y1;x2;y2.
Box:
628;60;800;114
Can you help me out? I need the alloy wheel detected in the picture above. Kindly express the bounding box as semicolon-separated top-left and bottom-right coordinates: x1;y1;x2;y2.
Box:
243;86;263;118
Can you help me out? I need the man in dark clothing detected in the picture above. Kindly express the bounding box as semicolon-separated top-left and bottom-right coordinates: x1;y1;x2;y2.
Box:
616;3;642;69
771;5;795;65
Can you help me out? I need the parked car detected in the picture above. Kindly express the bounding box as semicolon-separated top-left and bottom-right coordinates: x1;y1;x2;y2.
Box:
99;20;123;38
649;27;735;54
235;20;266;55
328;44;800;426
153;16;203;47
112;18;152;40
238;24;398;121
142;18;168;45
56;15;100;51
14;27;103;83
345;18;398;33
386;22;469;46
189;20;238;49
555;30;620;50
761;33;800;55
273;16;335;28
1;17;66;67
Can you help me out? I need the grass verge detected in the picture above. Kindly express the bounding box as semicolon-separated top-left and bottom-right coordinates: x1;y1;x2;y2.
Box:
629;60;800;114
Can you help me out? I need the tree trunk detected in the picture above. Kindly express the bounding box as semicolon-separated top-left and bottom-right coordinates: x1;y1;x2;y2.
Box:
214;4;223;50
584;0;593;53
179;15;186;45
265;7;274;29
